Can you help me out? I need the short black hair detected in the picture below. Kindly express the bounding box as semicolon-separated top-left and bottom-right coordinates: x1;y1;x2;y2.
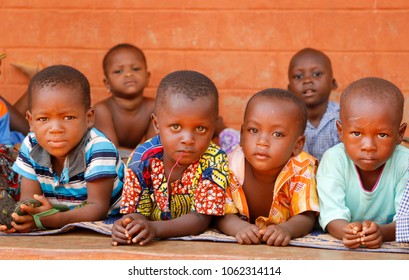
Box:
340;77;404;121
288;47;333;76
245;88;308;134
155;70;219;115
102;43;147;76
28;64;90;110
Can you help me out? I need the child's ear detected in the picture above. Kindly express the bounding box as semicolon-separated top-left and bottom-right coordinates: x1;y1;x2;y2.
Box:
332;78;338;90
151;113;160;134
103;78;110;93
398;123;407;144
336;120;343;142
86;107;95;128
26;110;34;132
292;135;305;156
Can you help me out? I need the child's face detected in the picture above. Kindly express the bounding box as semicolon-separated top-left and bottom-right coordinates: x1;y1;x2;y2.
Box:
288;52;337;108
103;48;150;97
240;97;305;174
337;99;406;172
27;85;94;162
152;95;217;167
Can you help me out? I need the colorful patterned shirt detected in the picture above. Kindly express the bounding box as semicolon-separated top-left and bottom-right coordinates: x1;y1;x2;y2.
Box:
225;146;319;229
120;135;230;220
12;128;124;216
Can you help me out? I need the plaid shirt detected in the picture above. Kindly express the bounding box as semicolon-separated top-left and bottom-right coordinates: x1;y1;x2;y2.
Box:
304;101;340;162
396;179;409;242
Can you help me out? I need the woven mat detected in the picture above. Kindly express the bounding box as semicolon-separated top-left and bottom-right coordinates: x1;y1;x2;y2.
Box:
1;217;408;254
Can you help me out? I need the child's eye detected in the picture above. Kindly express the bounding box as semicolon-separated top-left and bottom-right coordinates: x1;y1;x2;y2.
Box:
132;67;141;72
272;131;284;138
37;117;48;122
64;116;75;121
113;69;123;74
378;133;388;138
351;132;361;137
312;71;323;77
170;124;181;131
196;126;207;133
293;73;303;80
248;128;258;134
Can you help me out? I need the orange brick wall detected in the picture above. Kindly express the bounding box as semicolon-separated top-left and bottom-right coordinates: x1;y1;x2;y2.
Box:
1;0;409;132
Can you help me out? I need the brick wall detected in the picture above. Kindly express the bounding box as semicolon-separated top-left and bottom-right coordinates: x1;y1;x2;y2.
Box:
1;0;409;131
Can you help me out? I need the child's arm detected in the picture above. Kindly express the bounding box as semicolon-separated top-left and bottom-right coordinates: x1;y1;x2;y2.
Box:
260;211;316;246
13;177;114;231
93;103;119;147
327;219;364;248
215;214;262;245
37;177;113;227
115;212;212;246
0;96;29;135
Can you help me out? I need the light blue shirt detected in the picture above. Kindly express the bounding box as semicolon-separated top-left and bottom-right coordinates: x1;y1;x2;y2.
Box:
317;143;409;231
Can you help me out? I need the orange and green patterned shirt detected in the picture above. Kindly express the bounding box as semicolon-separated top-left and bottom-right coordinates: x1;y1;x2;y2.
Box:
225;147;320;229
120;135;230;220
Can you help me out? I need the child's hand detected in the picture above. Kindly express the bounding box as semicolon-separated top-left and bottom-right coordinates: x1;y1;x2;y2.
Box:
11;195;52;233
111;216;134;246
260;225;291;246
125;218;156;246
0;224;16;233
360;220;382;249
234;224;262;245
342;222;363;248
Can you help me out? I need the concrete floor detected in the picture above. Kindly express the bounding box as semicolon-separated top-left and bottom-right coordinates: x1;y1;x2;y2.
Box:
0;229;407;260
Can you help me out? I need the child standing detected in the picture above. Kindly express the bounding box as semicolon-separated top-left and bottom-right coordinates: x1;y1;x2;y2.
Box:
94;43;156;151
216;88;319;246
0;65;124;233
317;77;409;249
111;70;230;246
288;48;339;161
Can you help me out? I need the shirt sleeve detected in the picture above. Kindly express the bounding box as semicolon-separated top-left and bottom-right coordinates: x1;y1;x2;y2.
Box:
317;148;351;231
12;134;38;181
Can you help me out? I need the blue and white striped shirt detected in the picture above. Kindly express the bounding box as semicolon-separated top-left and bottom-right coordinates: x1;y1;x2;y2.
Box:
304;101;340;162
12;128;124;216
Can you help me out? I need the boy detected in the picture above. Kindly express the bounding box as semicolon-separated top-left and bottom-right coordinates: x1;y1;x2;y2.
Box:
111;70;230;246
288;48;339;161
317;77;409;249
94;43;156;151
0;65;124;233
396;179;409;242
216;88;319;246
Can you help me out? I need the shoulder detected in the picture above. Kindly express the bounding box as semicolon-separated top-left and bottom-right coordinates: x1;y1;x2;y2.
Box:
93;98;113;114
86;128;117;152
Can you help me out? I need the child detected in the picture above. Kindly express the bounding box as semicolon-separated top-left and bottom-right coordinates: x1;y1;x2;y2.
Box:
0;65;124;233
111;70;230;246
396;178;409;242
288;48;339;161
216;88;319;246
317;77;409;249
93;43;156;151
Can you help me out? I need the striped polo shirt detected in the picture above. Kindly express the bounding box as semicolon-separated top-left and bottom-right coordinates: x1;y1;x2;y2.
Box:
12;128;124;216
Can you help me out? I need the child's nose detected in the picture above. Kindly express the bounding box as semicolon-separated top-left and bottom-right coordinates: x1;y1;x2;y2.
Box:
361;137;376;151
181;132;194;145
